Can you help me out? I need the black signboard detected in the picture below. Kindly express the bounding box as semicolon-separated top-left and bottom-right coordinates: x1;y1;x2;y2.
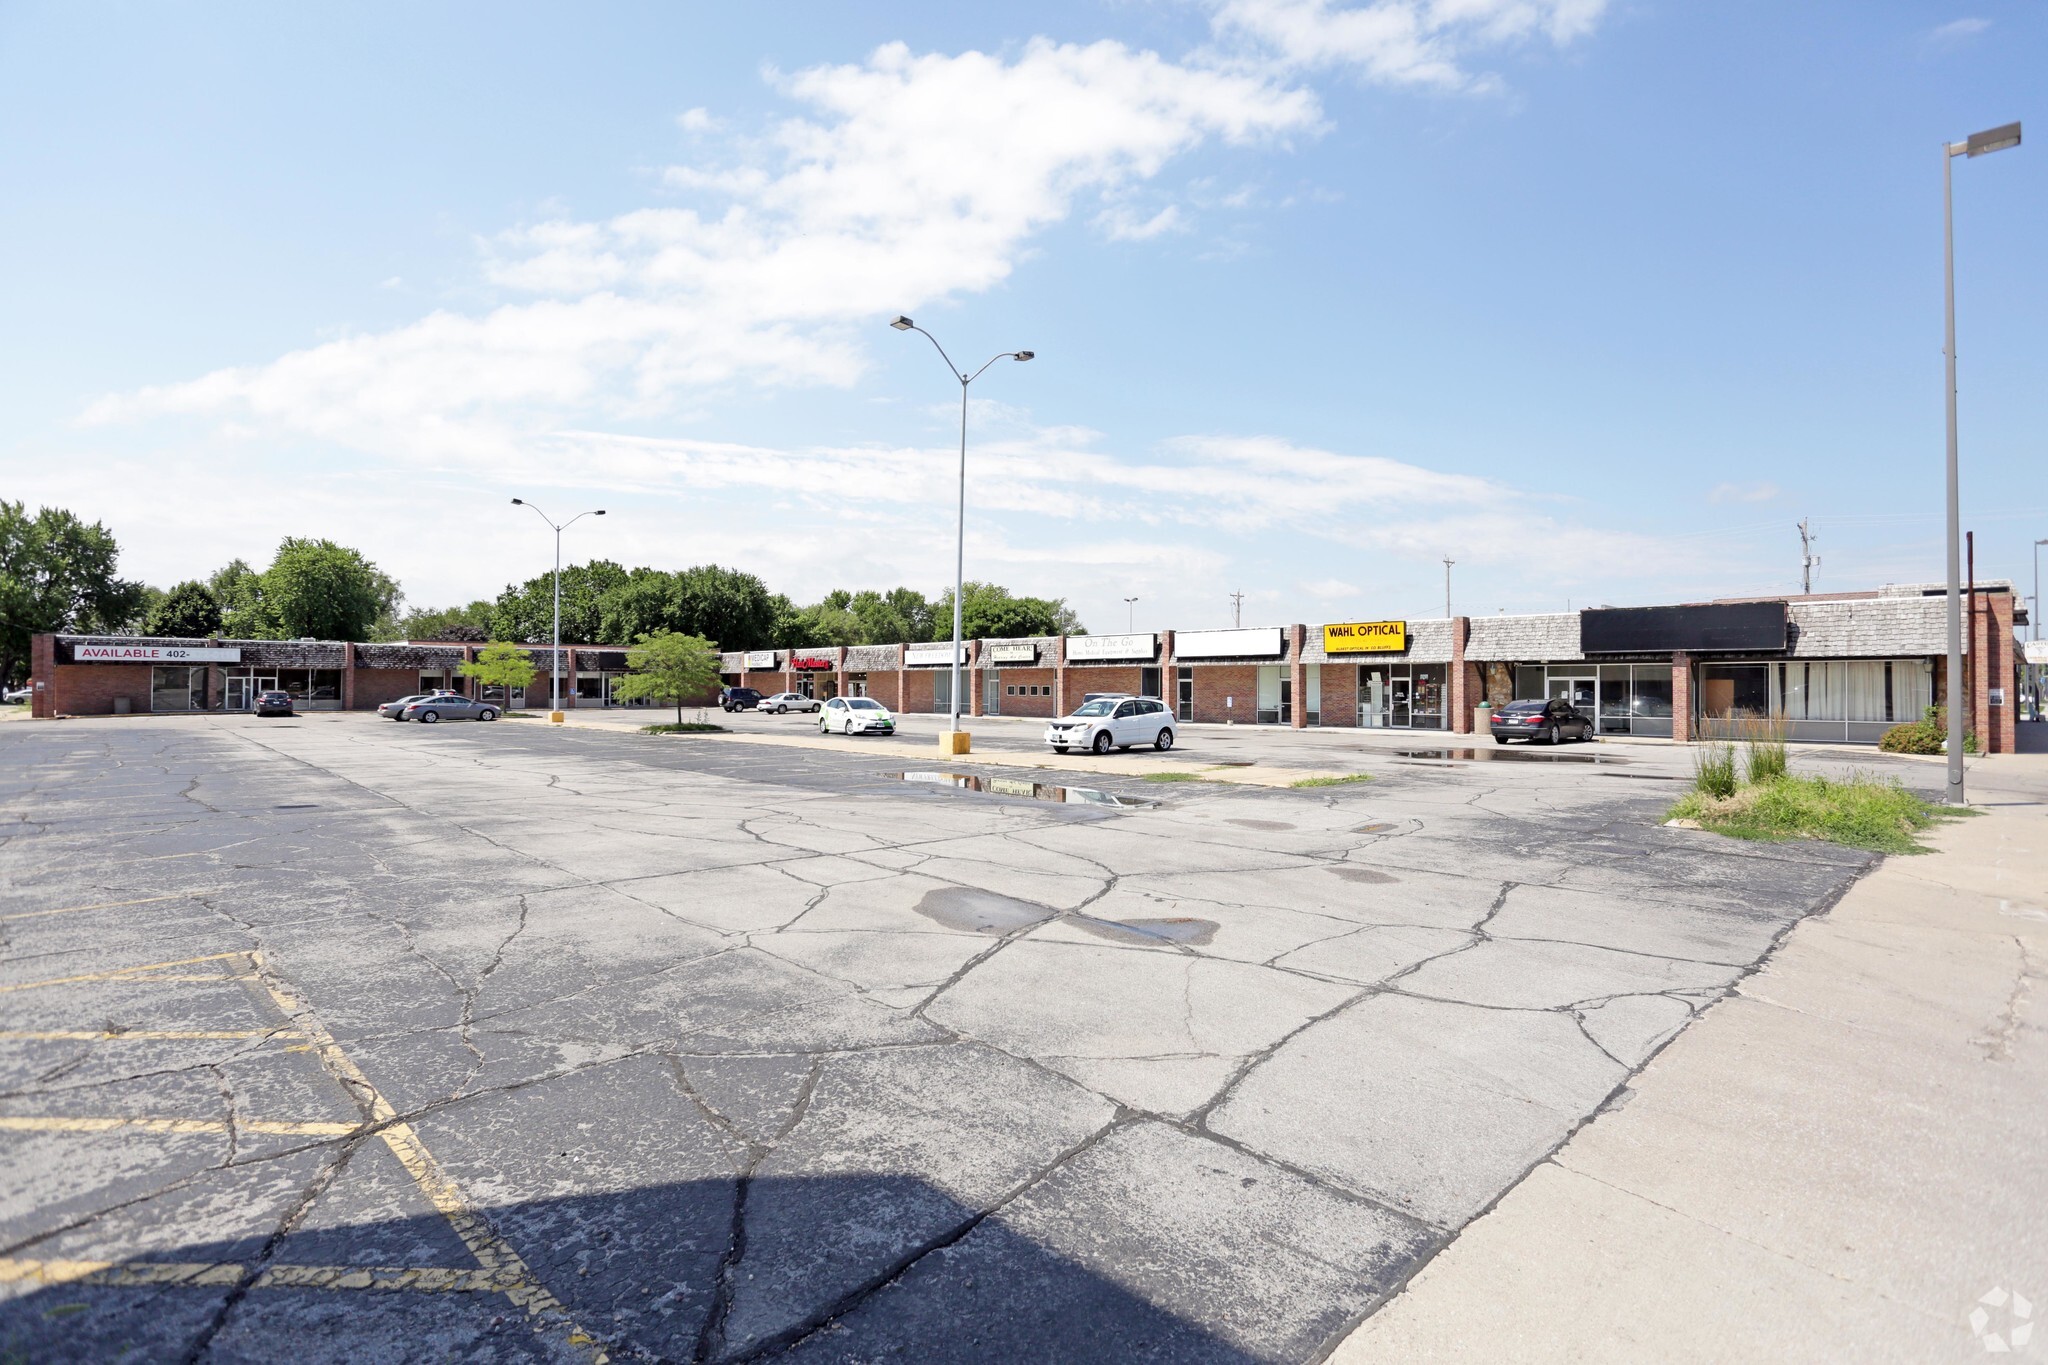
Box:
1581;603;1787;654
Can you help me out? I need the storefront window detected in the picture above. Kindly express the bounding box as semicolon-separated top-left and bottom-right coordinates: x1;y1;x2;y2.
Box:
150;666;203;712
1355;664;1444;729
1410;666;1443;728
1699;664;1771;721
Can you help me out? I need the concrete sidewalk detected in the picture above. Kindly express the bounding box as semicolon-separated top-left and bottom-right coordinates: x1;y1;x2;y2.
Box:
1330;791;2048;1363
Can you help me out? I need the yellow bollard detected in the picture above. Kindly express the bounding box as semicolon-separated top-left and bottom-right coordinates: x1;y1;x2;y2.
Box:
938;731;972;755
549;711;565;725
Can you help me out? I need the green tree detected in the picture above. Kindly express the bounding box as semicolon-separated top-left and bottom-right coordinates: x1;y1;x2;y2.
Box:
0;501;147;685
491;560;627;645
400;600;494;642
145;581;223;638
611;630;721;725
930;582;1084;641
457;641;538;705
258;538;399;640
666;564;779;649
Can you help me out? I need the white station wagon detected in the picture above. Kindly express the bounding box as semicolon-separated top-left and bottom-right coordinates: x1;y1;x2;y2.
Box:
1046;695;1176;754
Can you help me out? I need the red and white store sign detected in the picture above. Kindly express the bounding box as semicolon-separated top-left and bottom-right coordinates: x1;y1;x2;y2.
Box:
74;644;242;663
790;652;840;671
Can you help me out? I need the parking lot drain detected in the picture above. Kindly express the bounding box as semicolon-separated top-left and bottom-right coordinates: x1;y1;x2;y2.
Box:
1072;916;1219;946
1329;867;1398;884
914;888;1056;935
887;771;1158;808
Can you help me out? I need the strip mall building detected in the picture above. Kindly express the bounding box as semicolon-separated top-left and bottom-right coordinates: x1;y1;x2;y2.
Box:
28;581;2024;752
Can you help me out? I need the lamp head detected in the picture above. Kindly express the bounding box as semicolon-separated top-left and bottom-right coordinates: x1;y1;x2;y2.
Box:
511;498;524;505
1965;121;2021;157
889;315;915;331
1014;350;1035;361
595;510;606;516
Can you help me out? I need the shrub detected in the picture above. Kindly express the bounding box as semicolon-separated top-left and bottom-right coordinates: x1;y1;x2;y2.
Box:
1692;742;1738;799
1879;706;1973;756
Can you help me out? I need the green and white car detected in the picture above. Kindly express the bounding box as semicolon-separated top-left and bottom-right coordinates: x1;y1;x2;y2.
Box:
818;696;896;735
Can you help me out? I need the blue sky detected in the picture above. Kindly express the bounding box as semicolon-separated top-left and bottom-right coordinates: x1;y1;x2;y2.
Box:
3;1;2043;634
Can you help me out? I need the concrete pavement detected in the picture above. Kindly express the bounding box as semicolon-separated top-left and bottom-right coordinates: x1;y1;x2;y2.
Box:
1330;752;2048;1364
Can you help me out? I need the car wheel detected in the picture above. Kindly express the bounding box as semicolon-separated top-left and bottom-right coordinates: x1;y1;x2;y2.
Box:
421;711;440;724
843;719;854;735
1091;730;1112;755
480;709;497;722
1493;734;1510;745
1053;745;1068;753
1545;723;1560;744
1155;728;1174;752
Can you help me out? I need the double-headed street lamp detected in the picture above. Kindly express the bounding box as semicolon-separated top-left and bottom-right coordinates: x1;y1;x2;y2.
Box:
510;498;606;721
1940;120;2020;804
890;315;1033;749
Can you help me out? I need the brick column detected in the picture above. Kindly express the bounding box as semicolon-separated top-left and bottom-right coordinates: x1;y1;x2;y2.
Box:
31;633;55;718
342;646;357;712
969;641;984;718
1290;625;1308;730
1671;651;1693;743
1973;590;2016;754
1054;637;1069;716
1449;616;1473;733
1161;631;1175;721
564;647;578;708
894;644;907;713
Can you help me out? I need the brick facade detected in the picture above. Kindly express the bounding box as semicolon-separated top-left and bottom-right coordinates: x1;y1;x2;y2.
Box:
1671;652;1694;744
982;667;1058;718
1188;665;1260;724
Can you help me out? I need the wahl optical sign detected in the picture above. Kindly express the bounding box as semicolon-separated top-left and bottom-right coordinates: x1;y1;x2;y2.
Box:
1322;621;1407;654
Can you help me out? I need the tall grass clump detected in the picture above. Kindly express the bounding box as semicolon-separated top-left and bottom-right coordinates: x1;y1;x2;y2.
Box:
1692;741;1738;799
1669;771;1967;855
1742;718;1789;785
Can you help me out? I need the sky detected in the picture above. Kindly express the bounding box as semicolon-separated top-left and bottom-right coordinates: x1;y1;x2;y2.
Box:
2;1;2043;635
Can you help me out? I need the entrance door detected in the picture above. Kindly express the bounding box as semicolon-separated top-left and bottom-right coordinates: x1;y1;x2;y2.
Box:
1389;676;1411;727
984;671;1000;716
1547;676;1596;712
1278;678;1293;725
226;676;250;711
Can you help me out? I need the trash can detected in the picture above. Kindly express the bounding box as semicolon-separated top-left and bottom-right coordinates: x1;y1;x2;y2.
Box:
1473;703;1492;732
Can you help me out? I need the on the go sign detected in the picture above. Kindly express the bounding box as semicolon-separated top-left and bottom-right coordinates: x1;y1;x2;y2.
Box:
73;644;243;663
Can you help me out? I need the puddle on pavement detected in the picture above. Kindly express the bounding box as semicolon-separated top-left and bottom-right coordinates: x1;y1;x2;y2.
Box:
1328;867;1398;884
888;772;1158;809
1225;818;1296;831
1598;772;1687;781
914;888;1057;935
1392;747;1630;765
1072;915;1219;946
1206;761;1257;768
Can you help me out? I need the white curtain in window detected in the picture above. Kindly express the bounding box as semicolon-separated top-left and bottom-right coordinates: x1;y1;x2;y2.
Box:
1894;660;1934;720
1837;661;1888;722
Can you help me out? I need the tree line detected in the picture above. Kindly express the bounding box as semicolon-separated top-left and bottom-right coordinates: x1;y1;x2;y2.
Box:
2;501;1086;684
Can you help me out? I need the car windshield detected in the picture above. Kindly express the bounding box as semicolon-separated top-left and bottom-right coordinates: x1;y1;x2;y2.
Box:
849;699;884;711
1071;699;1117;717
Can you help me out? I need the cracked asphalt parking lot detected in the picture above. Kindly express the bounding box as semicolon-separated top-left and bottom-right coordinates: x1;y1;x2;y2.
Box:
0;715;1877;1363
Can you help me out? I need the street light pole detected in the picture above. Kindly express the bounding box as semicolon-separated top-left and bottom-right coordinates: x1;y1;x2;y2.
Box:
510;499;606;721
889;316;1033;749
1941;121;2021;805
1124;597;1139;633
1443;558;1454;621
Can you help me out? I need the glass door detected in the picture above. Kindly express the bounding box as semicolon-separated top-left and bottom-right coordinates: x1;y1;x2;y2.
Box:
984;671;1000;715
226;676;251;711
1547;676;1595;711
1389;675;1411;727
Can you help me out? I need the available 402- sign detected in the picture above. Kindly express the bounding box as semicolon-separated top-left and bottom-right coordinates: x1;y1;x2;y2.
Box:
1322;621;1407;654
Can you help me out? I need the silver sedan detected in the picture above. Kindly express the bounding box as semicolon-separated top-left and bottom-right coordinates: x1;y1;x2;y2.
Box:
401;695;500;723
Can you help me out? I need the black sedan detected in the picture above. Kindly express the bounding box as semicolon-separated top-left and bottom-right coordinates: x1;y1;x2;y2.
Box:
1490;698;1593;744
252;690;294;717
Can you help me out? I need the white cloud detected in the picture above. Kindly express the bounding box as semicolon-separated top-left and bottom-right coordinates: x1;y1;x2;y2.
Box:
676;106;722;132
88;39;1318;460
1927;16;1989;45
1210;0;1609;90
1096;204;1187;240
1708;481;1779;504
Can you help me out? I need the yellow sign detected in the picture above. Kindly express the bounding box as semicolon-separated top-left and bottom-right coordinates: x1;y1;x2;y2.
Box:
1323;621;1407;654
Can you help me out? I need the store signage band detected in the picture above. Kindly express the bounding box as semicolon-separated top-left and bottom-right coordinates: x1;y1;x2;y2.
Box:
74;645;242;664
743;650;778;669
1173;627;1283;660
1064;633;1154;662
1322;621;1407;654
987;643;1037;664
790;652;838;671
905;643;967;666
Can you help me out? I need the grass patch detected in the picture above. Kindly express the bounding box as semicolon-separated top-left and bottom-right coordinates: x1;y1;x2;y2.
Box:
1141;771;1210;783
1289;773;1373;789
1668;772;1971;855
640;722;727;735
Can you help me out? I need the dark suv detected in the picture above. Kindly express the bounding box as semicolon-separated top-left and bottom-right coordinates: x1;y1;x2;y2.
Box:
721;687;763;713
1490;698;1593;744
253;690;294;718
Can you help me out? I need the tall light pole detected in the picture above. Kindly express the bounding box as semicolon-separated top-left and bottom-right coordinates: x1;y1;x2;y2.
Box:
890;316;1033;750
2034;539;2046;642
1443;557;1455;620
1124;597;1139;633
510;498;606;721
1941;120;2021;804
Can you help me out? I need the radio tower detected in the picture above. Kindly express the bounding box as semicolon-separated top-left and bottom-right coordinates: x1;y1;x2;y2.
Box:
1798;519;1820;595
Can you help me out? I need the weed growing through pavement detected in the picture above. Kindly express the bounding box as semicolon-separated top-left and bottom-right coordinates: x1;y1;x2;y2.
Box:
1290;773;1374;789
1141;772;1209;783
641;722;727;735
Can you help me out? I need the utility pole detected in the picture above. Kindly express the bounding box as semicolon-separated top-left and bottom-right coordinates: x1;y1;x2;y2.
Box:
1229;591;1245;628
1443;558;1455;619
1798;519;1820;595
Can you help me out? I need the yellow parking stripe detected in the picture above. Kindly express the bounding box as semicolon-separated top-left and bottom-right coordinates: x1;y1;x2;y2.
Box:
0;1028;300;1042
0;894;194;923
0;952;247;994
250;954;607;1358
0;1257;526;1294
0;1116;358;1137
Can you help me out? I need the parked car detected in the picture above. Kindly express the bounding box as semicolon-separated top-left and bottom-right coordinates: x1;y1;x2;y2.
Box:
378;693;441;720
1047;696;1176;755
722;687;764;712
1490;698;1594;744
2;686;30;705
252;690;295;717
818;696;896;735
401;695;499;724
759;691;823;714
